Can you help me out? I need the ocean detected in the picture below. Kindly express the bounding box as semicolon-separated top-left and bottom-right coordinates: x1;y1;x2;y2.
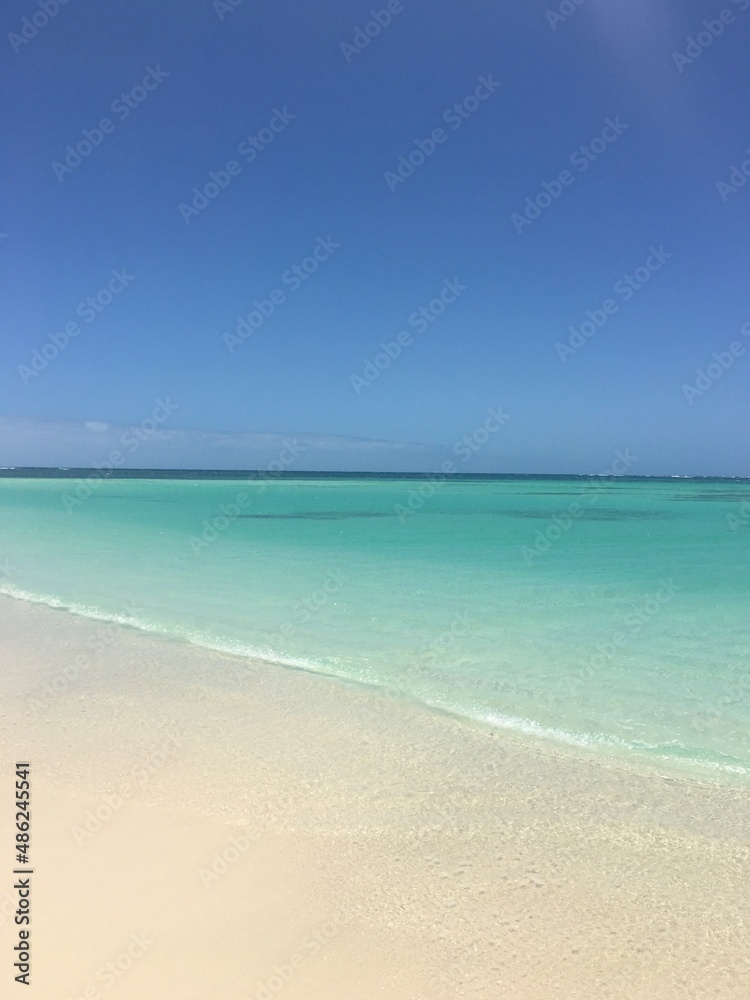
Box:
1;471;749;781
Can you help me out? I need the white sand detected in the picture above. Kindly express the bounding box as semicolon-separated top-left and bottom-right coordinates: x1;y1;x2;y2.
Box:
0;594;749;998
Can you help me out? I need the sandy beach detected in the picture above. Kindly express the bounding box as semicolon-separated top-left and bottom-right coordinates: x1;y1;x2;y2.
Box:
6;0;749;991
1;593;748;999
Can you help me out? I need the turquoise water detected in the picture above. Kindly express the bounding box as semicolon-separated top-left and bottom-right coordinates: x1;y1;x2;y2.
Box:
1;473;749;780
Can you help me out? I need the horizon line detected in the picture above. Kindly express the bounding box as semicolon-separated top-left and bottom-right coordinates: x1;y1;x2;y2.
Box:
0;468;748;482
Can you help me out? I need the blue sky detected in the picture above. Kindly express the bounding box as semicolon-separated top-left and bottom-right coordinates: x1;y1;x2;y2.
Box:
2;0;749;474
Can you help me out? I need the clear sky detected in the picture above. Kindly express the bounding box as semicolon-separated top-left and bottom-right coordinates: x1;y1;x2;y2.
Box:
2;0;749;474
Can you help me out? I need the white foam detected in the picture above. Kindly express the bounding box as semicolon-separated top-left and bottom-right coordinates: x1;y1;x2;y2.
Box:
2;583;748;779
0;583;335;676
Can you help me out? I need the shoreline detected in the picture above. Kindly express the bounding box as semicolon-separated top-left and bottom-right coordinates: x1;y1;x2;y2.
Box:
2;586;747;789
1;594;749;997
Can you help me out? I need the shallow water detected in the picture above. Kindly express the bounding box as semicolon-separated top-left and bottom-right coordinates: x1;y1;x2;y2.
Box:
1;472;749;780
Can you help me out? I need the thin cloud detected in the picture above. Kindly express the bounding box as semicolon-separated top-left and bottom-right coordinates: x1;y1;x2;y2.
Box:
0;416;447;472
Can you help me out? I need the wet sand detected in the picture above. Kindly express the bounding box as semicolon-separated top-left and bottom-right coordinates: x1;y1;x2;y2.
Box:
0;594;748;999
